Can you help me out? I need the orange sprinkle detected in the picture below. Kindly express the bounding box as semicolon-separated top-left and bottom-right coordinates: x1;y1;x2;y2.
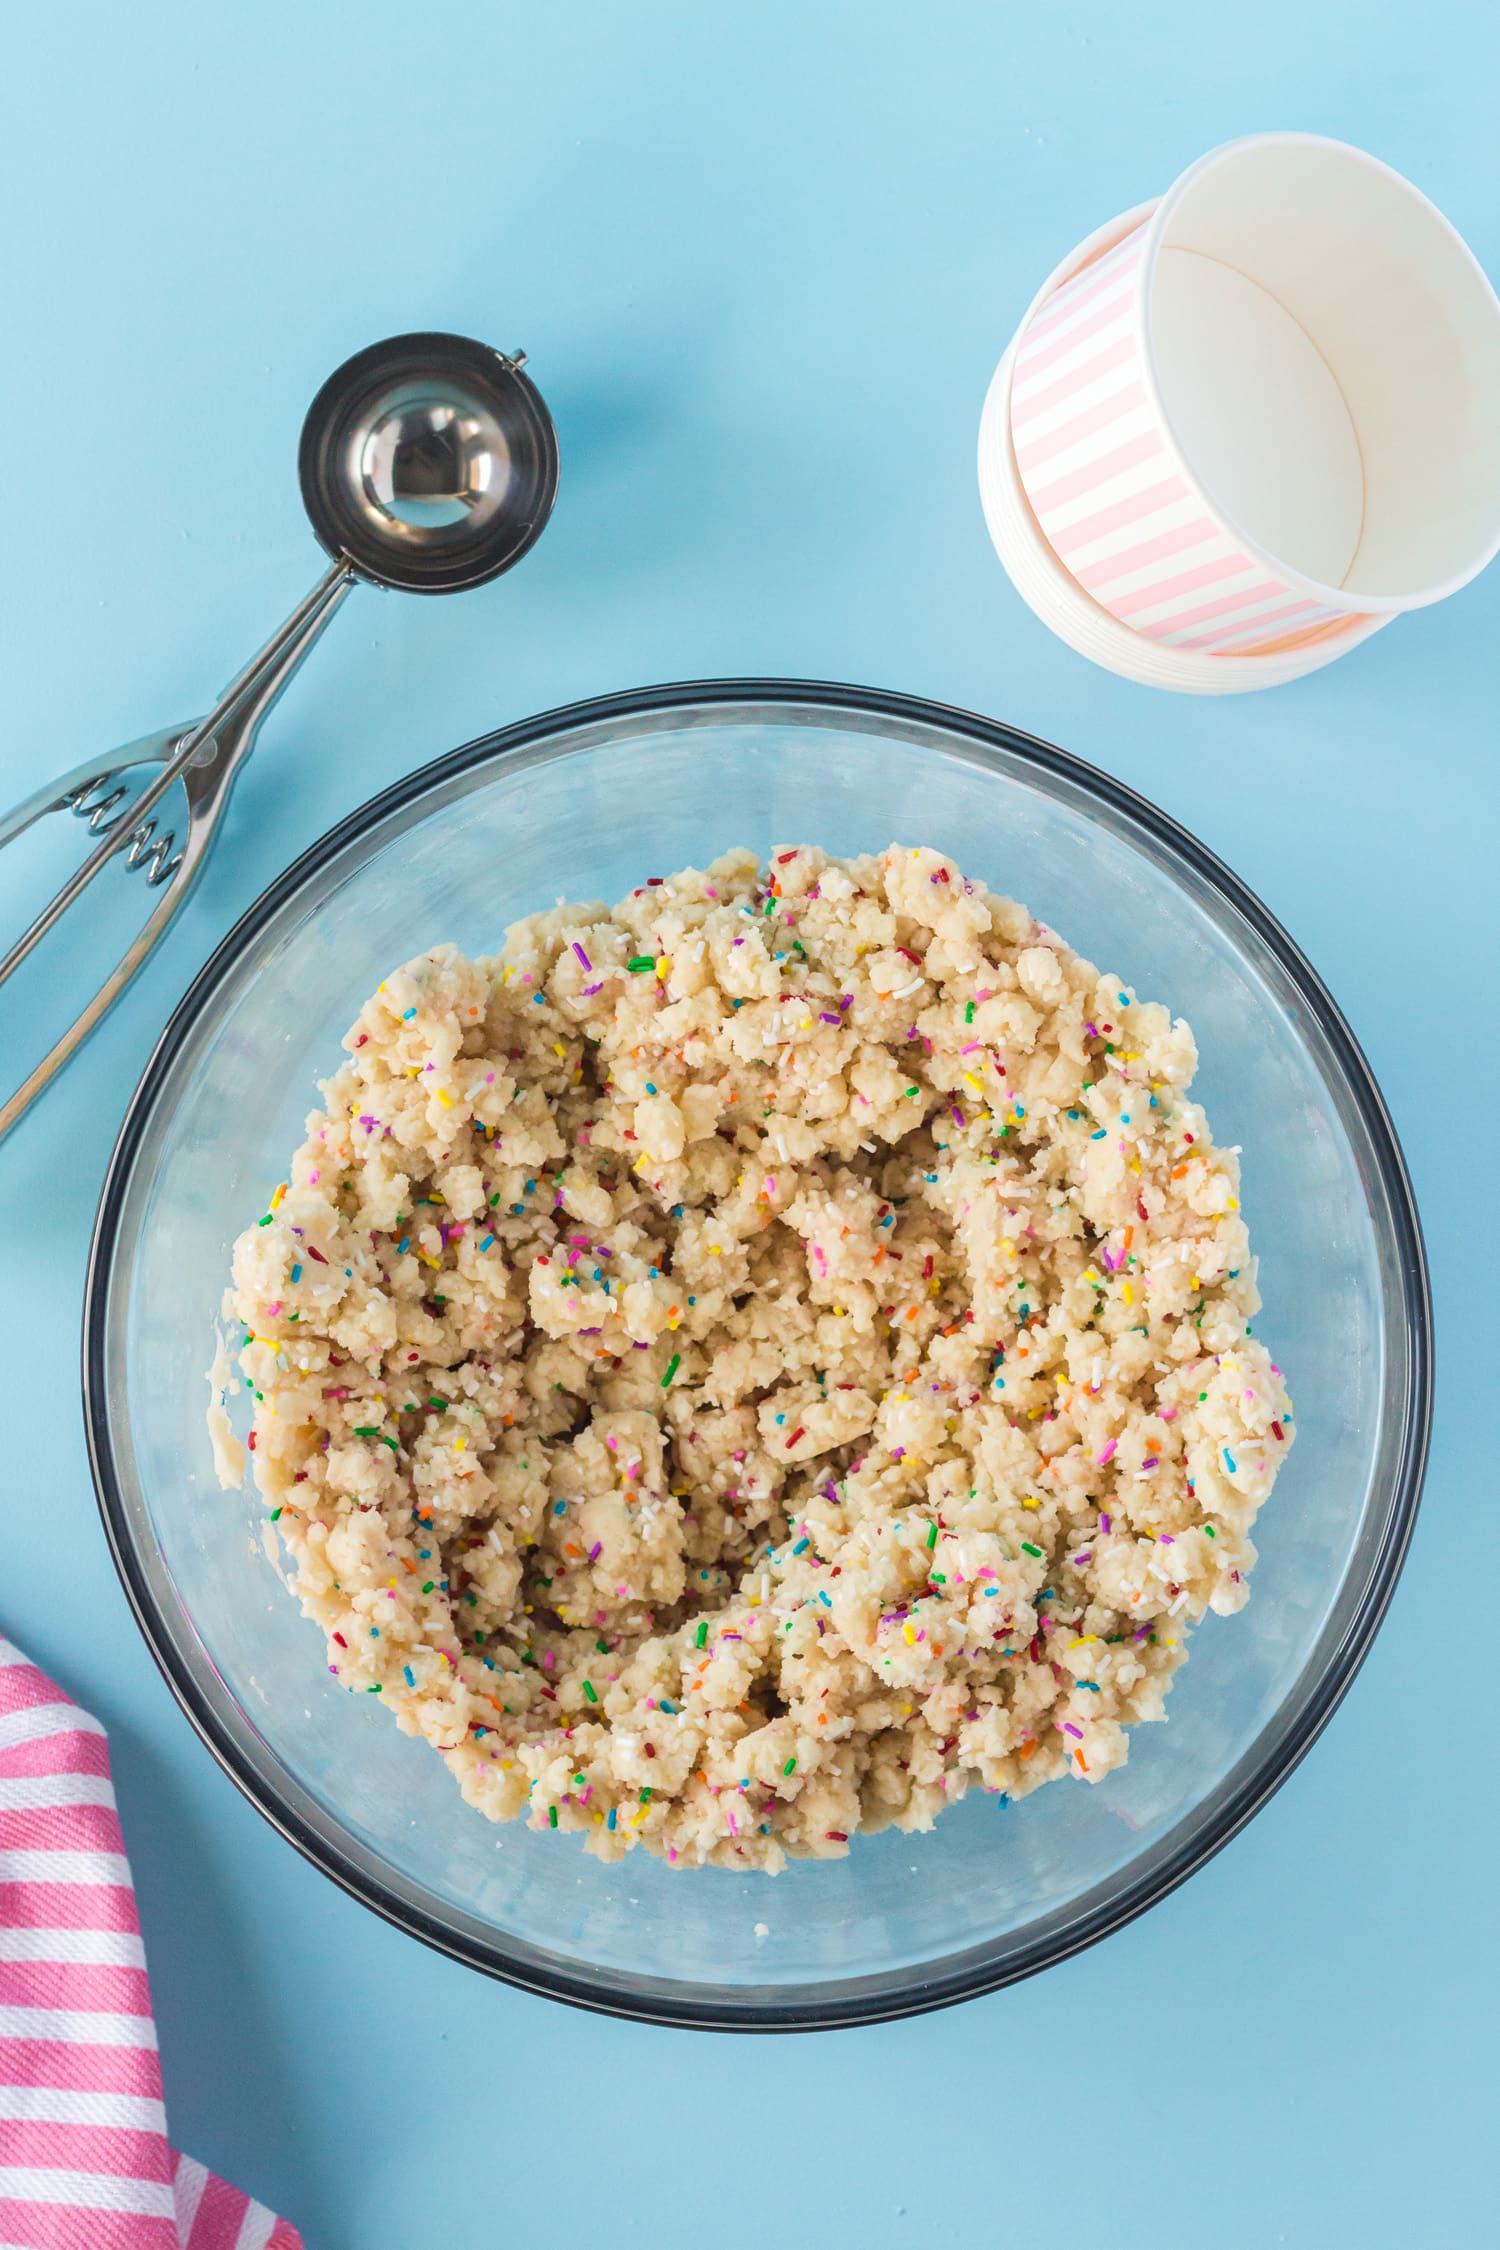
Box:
1018;1739;1038;1760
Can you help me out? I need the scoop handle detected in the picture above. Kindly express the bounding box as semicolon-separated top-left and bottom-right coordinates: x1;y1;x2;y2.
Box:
0;557;354;1143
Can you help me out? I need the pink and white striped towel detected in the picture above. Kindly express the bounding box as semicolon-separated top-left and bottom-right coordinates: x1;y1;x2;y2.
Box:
0;1635;302;2250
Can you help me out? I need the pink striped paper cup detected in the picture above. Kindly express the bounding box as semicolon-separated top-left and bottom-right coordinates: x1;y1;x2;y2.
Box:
1009;134;1500;658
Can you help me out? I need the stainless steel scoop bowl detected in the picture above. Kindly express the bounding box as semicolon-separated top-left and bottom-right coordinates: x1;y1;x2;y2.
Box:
0;331;558;1140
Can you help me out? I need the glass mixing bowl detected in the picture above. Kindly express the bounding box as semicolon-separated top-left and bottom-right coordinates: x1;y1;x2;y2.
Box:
85;681;1430;2029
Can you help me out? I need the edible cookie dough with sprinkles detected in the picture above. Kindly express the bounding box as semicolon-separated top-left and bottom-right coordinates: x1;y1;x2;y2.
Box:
213;843;1293;1871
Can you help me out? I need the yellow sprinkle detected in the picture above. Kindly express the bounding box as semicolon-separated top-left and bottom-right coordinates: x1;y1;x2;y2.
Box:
655;956;669;977
1122;1281;1134;1304
455;1437;466;1452
553;1043;566;1059
964;1072;984;1092
1021;1498;1040;1510
436;1089;452;1108
903;1622;917;1644
1227;1196;1239;1210
270;1181;289;1211
709;1246;722;1256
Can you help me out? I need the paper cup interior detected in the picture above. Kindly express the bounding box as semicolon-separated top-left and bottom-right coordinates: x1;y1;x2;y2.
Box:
1147;134;1500;605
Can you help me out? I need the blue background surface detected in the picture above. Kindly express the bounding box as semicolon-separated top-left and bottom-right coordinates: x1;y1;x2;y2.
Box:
1;5;1494;2243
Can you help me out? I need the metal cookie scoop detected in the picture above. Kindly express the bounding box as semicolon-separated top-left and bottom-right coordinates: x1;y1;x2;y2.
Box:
0;331;559;1141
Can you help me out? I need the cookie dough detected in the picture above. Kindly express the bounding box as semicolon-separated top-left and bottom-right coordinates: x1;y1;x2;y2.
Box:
216;844;1292;1870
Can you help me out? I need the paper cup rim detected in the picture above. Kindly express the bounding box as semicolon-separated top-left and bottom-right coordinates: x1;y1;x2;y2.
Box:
1132;130;1500;615
981;207;1386;691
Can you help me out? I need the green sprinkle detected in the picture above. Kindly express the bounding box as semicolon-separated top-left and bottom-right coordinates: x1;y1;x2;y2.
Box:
380;1435;399;1452
353;1425;378;1436
926;1522;938;1549
548;1804;558;1828
783;1756;797;1775
965;1001;975;1023
366;1683;382;1693
1021;1541;1043;1557
270;1506;283;1521
583;1680;599;1703
695;1621;708;1649
627;956;654;972
640;1786;652;1803
421;1580;435;1594
257;1214;273;1227
429;1397;448;1411
661;1353;681;1388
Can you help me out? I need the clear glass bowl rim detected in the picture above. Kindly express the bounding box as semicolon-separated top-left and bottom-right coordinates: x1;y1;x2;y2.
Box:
83;677;1432;2031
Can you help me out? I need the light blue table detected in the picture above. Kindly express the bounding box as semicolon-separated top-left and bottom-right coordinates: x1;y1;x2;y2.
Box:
2;6;1494;2243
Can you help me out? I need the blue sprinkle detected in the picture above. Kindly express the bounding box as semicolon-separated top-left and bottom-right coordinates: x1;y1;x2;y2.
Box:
404;1666;415;1686
369;1627;379;1637
982;1586;999;1596
479;1233;495;1251
659;1699;678;1714
525;1180;536;1193
1223;1448;1238;1474
512;1204;524;1214
819;1591;832;1607
1117;993;1128;1005
397;1238;409;1254
290;1263;303;1283
646;1082;657;1094
554;1500;567;1515
1090;1129;1106;1140
792;1537;810;1554
402;1007;417;1021
1078;1680;1100;1692
607;1807;617;1831
532;993;545;1004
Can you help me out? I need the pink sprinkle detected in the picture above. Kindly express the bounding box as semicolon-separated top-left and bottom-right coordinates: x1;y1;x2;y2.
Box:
543;1650;556;1670
572;942;591;970
1160;1406;1177;1421
267;1302;282;1317
309;1170;319;1184
1096;1439;1118;1466
960;1041;982;1054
